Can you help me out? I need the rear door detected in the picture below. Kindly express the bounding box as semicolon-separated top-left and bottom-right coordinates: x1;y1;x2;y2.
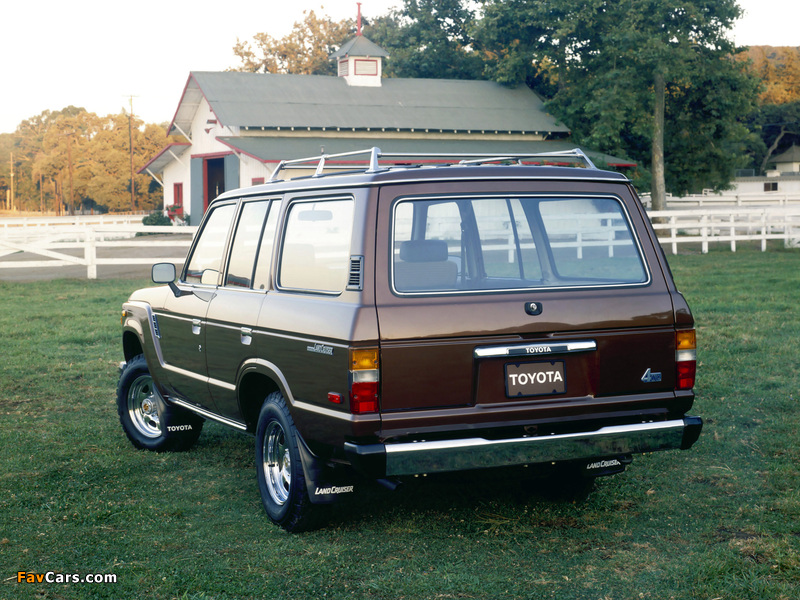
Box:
375;180;676;414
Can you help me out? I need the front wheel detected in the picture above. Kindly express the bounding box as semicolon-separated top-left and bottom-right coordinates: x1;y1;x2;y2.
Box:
117;355;203;452
255;392;317;532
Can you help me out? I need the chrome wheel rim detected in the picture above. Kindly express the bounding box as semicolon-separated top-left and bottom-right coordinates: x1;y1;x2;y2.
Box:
263;421;291;506
127;373;161;439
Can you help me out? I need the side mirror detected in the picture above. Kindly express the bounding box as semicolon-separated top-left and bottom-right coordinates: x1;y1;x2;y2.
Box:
152;262;176;284
152;263;191;298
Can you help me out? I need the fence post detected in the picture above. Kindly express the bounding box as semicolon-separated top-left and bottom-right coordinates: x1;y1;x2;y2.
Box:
84;228;97;279
670;215;677;255
730;215;736;252
701;214;709;254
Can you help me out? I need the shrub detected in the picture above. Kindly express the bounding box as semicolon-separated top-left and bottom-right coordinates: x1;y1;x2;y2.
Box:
142;211;172;227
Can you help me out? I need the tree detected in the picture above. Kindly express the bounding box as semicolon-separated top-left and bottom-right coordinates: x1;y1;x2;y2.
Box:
33;110;99;215
364;0;484;80
0;107;85;213
743;101;800;174
232;10;353;75
4;108;171;214
476;0;761;202
739;46;800;105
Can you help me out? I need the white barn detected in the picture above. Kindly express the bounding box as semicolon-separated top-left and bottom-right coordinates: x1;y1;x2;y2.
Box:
140;34;633;223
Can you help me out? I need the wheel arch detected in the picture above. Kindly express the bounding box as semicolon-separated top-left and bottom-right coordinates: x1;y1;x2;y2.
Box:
238;361;291;433
122;329;144;362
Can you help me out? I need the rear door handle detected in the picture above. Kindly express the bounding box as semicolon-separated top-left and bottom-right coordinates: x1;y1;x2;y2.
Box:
192;319;202;335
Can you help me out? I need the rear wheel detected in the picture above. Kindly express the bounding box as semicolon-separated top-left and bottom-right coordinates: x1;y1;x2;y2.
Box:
255;392;317;532
117;355;203;451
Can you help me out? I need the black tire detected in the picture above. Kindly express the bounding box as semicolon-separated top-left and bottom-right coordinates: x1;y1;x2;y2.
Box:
255;392;317;532
117;355;203;452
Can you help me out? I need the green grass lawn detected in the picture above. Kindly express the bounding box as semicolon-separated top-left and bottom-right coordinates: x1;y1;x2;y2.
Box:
1;248;799;599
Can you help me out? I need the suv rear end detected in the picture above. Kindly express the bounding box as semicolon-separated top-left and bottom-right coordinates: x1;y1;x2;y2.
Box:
343;164;700;481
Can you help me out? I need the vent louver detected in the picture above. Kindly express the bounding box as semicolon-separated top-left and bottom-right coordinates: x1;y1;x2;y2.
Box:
347;255;364;291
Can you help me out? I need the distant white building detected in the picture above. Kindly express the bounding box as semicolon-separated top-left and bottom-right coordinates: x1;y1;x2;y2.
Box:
140;34;633;222
733;144;800;197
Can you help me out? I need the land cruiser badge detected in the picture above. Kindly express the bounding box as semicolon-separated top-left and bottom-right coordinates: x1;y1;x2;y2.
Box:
307;343;334;356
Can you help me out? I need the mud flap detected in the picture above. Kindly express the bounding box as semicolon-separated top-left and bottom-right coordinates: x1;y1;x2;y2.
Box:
297;436;357;505
158;395;204;432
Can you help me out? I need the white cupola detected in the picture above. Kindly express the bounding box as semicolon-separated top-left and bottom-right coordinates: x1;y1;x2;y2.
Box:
329;4;389;87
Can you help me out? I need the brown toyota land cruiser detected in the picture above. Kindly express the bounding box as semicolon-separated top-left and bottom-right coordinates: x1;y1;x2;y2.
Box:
117;148;701;532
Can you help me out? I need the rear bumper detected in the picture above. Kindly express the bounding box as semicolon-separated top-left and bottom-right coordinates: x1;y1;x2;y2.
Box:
345;416;702;477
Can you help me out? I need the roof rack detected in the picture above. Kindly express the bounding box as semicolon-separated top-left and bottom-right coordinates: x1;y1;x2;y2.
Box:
267;146;598;182
268;148;384;182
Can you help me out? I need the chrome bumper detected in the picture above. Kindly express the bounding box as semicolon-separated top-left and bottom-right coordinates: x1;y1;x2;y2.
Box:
346;417;702;477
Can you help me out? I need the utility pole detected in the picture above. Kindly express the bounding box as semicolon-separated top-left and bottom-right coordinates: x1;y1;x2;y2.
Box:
67;136;74;216
9;152;14;211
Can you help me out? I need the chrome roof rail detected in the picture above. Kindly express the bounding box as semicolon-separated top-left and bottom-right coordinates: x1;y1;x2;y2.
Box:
268;147;386;182
267;146;599;182
457;148;597;169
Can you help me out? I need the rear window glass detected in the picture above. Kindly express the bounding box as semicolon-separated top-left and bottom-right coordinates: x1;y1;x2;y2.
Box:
278;198;354;293
392;196;648;293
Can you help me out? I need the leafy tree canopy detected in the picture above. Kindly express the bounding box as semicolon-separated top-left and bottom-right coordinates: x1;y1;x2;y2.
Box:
364;0;484;80
742;100;800;173
474;0;761;197
738;46;800;105
232;10;354;75
2;107;171;214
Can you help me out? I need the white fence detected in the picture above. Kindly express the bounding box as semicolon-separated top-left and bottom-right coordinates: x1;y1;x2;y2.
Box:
0;214;146;230
640;191;800;209
648;207;800;254
1;206;800;279
0;224;196;279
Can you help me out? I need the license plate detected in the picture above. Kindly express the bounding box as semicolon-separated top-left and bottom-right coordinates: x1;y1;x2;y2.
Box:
506;361;566;398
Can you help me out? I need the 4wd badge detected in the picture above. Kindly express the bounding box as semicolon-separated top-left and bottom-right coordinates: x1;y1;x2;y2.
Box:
641;368;662;383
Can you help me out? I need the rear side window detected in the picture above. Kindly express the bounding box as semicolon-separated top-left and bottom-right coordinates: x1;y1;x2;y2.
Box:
224;200;270;288
278;198;354;293
392;196;647;294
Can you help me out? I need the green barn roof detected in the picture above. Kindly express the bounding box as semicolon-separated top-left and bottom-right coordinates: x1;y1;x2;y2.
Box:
171;71;570;137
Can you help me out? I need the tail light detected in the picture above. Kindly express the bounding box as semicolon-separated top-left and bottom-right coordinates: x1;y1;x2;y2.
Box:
349;348;380;414
676;329;696;390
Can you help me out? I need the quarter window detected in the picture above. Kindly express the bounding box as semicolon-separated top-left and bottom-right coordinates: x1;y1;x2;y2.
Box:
279;199;354;293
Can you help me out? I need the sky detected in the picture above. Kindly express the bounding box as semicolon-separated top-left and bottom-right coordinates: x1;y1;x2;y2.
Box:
1;0;797;135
